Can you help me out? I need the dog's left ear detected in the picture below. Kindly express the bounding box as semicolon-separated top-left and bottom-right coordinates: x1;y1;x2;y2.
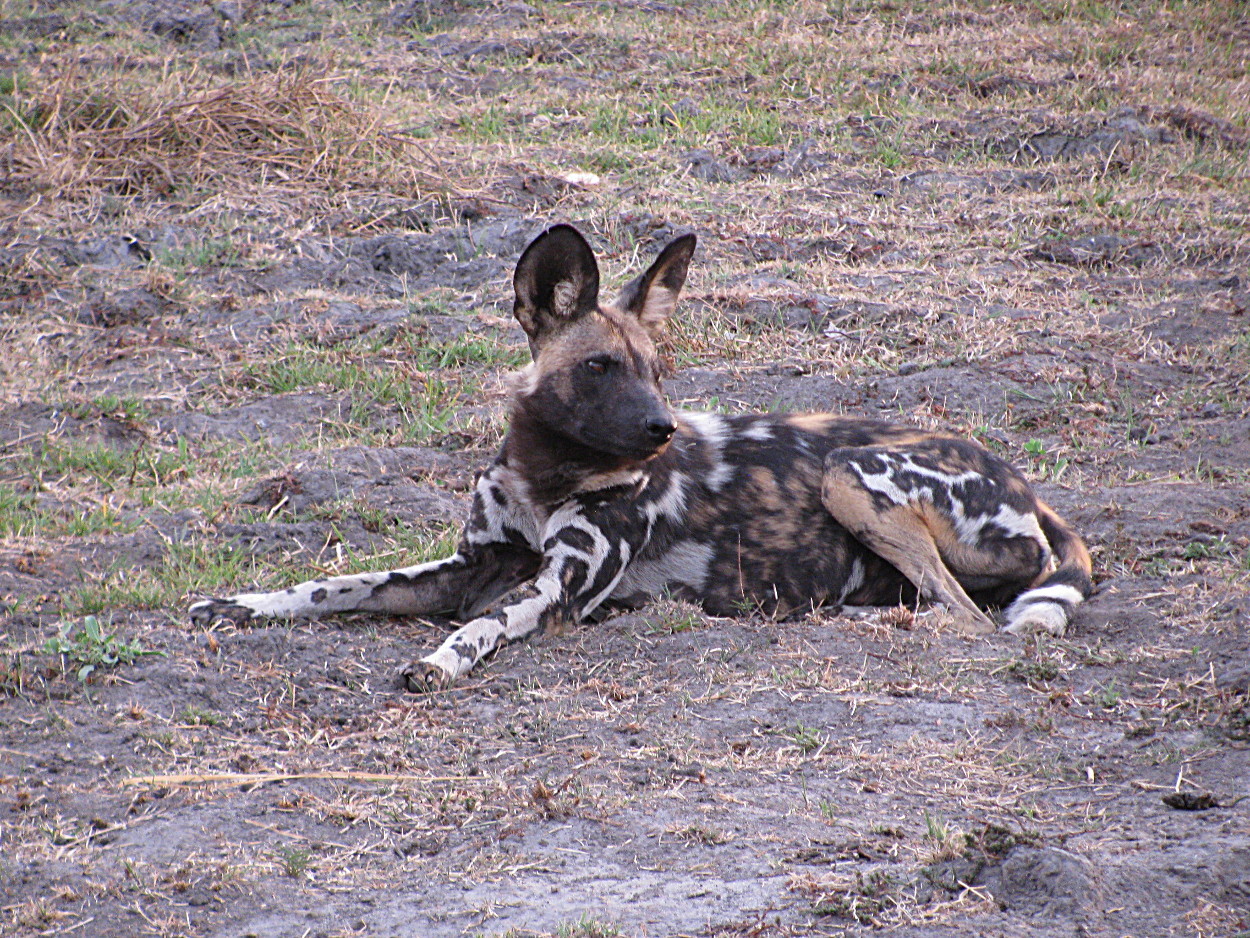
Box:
615;233;697;338
513;224;601;350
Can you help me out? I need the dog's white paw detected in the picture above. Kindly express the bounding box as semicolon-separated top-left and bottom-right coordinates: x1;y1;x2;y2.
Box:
1002;603;1068;637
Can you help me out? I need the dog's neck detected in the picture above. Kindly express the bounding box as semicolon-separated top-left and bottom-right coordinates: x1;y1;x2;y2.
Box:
503;406;653;506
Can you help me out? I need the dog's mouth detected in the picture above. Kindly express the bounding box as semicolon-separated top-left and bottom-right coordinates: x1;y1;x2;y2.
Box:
639;437;674;460
569;418;674;462
596;439;670;463
614;429;676;462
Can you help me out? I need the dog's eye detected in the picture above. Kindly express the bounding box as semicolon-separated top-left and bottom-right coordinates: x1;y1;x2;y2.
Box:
584;358;608;375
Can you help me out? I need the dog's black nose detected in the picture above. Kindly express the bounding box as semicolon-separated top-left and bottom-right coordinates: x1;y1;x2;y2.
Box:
645;417;676;443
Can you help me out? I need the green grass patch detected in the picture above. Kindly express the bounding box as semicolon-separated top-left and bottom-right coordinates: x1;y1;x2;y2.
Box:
64;541;295;617
555;914;621;938
585;96;786;151
330;517;462;569
245;331;522;392
153;236;245;271
786;722;824;755
238;331;520;443
0;485;139;538
176;705;224;726
460;104;512;143
0;485;38;536
274;845;313;878
65;394;151;423
24;437;194;490
409;332;527;370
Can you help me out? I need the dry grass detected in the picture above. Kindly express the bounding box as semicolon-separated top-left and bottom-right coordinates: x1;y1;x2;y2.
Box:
3;65;446;204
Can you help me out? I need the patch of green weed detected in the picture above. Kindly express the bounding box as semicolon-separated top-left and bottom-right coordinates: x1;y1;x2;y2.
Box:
787;722;824;754
43;616;163;682
25;438;193;490
153;236;244;271
177;705;223;726
274;845;312;878
0;484;139;538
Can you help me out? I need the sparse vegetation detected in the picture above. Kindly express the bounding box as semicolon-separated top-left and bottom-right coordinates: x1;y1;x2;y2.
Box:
555;915;621;938
786;722;825;755
4;67;441;202
2;1;1247;936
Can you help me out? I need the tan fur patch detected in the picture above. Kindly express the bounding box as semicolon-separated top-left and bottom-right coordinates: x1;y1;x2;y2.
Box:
874;429;934;447
534;313;628;369
746;465;786;512
785;414;837;432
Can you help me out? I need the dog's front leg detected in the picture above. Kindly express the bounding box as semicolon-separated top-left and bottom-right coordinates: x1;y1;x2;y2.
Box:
189;542;536;625
400;506;637;690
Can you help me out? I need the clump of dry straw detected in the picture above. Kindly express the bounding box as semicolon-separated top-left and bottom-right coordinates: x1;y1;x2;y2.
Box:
2;65;441;201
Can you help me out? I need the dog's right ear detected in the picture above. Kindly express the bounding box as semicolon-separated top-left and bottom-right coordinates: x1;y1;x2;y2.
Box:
513;224;601;351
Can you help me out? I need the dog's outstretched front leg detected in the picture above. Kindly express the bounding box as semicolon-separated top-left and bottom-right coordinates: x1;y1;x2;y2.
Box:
189;541;540;625
190;462;541;627
401;503;638;690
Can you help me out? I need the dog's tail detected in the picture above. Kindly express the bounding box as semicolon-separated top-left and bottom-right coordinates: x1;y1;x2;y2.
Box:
1004;501;1093;637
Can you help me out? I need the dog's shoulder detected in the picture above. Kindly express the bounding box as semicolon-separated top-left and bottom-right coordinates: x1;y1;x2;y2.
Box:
465;457;546;550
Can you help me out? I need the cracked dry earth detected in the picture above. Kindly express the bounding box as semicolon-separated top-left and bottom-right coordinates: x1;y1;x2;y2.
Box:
2;1;1250;937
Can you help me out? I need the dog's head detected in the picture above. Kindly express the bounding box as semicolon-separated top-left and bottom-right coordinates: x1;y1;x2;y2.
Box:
510;224;696;461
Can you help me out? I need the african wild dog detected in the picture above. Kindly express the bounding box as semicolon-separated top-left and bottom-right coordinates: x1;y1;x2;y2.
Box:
190;224;1093;690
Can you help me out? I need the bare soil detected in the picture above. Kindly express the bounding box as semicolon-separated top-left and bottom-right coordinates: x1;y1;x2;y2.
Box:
2;2;1248;937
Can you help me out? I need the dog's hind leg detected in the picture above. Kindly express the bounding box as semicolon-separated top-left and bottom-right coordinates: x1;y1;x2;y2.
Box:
821;474;995;633
821;441;1054;635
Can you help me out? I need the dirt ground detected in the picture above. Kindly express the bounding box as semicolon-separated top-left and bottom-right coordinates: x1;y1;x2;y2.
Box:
2;1;1249;936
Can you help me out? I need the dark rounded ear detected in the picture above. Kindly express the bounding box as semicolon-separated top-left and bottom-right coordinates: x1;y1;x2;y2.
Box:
614;233;697;338
513;224;600;348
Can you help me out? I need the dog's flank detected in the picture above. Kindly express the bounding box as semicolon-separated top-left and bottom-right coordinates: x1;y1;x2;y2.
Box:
190;224;1094;690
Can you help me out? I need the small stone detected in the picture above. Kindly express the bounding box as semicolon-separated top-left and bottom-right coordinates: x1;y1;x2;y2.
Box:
1162;791;1219;811
680;149;742;183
